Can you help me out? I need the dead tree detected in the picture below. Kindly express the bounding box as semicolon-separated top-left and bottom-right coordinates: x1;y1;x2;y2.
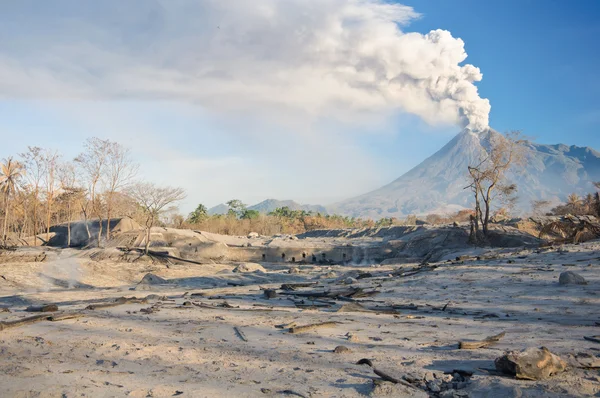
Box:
465;131;527;244
75;138;111;247
105;142;138;240
127;182;186;254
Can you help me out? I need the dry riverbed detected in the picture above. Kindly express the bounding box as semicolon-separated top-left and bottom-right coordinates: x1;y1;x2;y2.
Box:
0;241;599;397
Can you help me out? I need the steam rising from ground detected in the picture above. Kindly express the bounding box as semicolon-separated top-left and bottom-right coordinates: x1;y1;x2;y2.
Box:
40;256;85;291
0;0;490;131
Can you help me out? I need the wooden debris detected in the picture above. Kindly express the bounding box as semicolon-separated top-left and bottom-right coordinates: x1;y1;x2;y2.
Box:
459;332;506;349
26;304;59;312
288;321;339;334
85;296;147;310
234;326;248;342
0;311;84;331
275;321;297;329
356;358;421;391
0;314;50;331
47;312;84;322
280;282;318;291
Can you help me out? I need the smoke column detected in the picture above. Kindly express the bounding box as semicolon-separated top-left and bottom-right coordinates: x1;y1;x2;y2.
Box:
0;0;491;131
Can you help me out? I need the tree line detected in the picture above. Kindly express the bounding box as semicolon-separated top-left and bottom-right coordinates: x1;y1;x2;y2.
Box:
0;138;185;249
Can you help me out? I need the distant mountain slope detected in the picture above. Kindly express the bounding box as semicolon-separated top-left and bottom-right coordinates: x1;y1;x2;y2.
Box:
207;203;230;215
208;199;328;215
334;129;600;219
249;199;328;214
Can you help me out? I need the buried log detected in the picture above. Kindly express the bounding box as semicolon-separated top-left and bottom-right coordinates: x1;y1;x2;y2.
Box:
280;287;380;300
288;321;340;334
25;304;59;313
85;296;148;310
47;312;85;322
459;332;506;349
356;358;421;391
0;312;84;331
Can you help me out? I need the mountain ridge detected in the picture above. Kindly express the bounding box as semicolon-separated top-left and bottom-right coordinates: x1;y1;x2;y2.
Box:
333;129;600;219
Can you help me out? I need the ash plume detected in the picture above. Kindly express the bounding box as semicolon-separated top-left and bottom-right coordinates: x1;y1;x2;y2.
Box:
0;0;490;131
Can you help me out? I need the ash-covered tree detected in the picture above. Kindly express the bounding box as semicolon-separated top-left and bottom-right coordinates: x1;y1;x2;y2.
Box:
466;131;527;244
105;141;138;240
75;138;111;246
128;182;186;254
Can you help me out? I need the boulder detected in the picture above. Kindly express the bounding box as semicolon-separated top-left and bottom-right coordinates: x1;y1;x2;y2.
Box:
559;271;587;285
247;232;259;239
232;262;266;273
495;347;567;380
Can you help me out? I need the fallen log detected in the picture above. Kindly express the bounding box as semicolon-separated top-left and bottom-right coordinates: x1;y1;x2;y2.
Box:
0;314;49;331
25;304;59;312
459;332;506;349
280;282;318;291
85;296;148;310
234;326;248;342
47;312;85;322
289;321;339;334
356;358;422;391
0;311;84;331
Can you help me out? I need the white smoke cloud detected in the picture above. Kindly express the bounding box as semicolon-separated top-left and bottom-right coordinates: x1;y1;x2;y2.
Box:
0;0;490;131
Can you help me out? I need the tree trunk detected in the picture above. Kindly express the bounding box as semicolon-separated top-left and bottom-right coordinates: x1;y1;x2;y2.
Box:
106;210;111;241
46;197;51;242
67;201;71;247
33;189;38;238
145;226;151;255
2;193;9;244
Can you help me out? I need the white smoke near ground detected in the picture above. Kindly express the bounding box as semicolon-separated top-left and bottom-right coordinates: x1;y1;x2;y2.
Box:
40;255;85;291
0;0;490;131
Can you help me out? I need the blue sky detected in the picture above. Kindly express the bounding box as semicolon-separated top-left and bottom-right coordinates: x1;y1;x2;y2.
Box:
1;1;598;211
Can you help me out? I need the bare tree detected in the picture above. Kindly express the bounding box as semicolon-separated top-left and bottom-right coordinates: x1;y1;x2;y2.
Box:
466;131;527;243
128;182;186;254
75;138;111;247
105;142;138;240
20;147;45;237
58;162;85;247
42;150;60;242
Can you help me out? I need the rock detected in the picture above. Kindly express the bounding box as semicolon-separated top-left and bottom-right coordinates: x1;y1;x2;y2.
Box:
263;289;277;299
344;277;357;284
232;262;266;273
495;347;567;380
559;271;587;285
247;232;259;238
138;273;168;285
288;267;300;274
426;380;442;393
333;345;352;354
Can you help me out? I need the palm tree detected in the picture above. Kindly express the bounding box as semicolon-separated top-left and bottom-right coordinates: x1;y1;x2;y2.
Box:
0;158;25;244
